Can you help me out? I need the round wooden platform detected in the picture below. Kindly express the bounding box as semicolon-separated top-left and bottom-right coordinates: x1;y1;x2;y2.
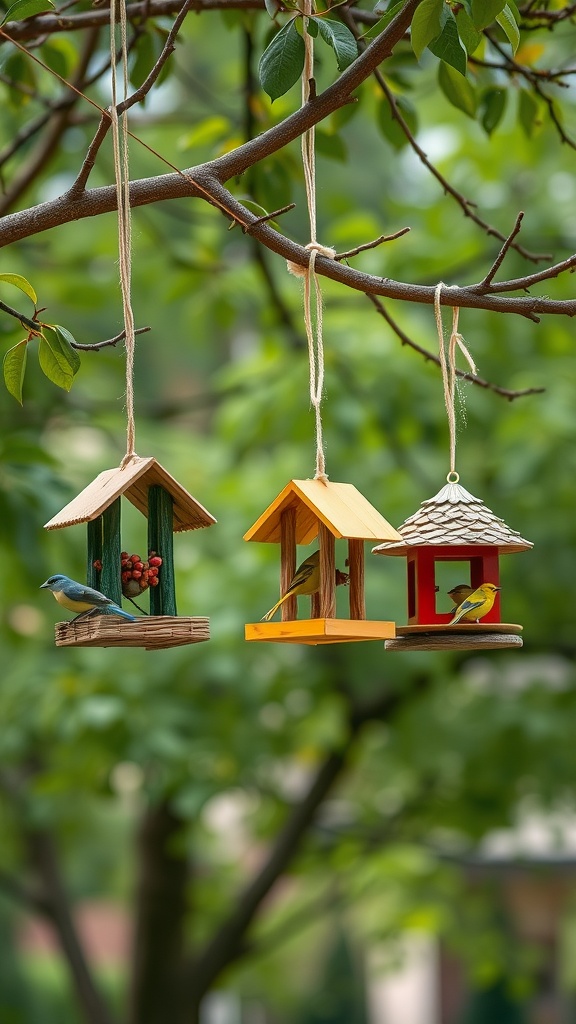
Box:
384;623;523;652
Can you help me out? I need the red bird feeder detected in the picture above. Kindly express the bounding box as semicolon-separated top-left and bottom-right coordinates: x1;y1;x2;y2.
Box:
373;479;532;652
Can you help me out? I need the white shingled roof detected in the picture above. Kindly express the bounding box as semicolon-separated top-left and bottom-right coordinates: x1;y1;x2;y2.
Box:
372;481;533;556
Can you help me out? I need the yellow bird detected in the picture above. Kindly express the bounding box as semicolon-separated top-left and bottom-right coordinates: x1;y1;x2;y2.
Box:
261;551;349;622
449;582;501;625
447;583;474;607
262;550;321;621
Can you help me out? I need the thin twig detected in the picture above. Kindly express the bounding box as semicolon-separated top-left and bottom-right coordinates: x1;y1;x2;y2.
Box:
71;326;151;349
480;211;525;288
367;294;545;401
243;203;296;232
335;227;410;261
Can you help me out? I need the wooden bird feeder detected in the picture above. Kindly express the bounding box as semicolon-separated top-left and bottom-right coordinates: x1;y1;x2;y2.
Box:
244;479;401;644
44;456;216;650
372;479;532;652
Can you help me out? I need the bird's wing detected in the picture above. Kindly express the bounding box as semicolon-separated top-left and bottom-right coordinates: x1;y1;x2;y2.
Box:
65;582;112;606
451;597;484;623
289;561;316;590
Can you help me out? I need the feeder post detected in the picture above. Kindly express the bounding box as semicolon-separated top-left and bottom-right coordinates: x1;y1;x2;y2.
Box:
347;539;365;620
87;517;102;589
319;523;336;618
280;508;297;621
148;485;177;616
100;499;122;605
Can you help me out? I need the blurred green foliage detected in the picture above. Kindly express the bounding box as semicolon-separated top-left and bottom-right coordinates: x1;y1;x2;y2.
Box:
1;1;576;1020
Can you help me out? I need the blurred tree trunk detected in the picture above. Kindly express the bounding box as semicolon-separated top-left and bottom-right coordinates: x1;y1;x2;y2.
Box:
129;800;189;1024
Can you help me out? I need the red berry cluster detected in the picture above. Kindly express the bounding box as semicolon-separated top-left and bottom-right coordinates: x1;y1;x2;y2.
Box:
92;551;163;598
121;551;163;596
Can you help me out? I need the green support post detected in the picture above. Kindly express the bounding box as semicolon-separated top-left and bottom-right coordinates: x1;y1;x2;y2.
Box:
100;498;122;606
86;517;102;590
148;485;176;616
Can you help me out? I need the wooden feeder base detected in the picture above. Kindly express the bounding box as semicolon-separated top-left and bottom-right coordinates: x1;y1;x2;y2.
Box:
384;622;523;652
55;615;210;651
245;618;396;645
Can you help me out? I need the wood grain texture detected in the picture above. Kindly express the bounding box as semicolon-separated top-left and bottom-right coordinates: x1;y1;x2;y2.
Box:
385;633;523;652
44;456;216;533
245;618;396;645
319;524;336;619
347;539;365;620
280;508;297;621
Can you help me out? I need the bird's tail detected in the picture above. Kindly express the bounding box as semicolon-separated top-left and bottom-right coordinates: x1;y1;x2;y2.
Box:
261;592;290;622
107;605;136;622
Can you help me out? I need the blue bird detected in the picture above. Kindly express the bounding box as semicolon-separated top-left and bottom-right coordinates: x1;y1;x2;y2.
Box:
40;575;136;621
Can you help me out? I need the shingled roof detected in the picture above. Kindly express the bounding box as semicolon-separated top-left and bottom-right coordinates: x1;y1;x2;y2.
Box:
372;480;533;556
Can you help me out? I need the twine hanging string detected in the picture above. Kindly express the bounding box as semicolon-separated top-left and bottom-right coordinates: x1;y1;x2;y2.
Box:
286;0;335;484
109;0;137;468
434;282;477;482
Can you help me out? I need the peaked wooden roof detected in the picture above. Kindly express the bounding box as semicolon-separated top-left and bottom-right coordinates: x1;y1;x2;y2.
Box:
44;456;216;533
373;480;532;556
244;479;402;544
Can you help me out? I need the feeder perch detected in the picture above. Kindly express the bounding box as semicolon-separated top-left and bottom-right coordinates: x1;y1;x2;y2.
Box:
372;480;532;652
244;479;401;644
44;456;216;649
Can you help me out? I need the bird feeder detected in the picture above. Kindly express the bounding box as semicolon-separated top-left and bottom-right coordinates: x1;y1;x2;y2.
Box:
244;478;401;644
44;455;216;650
372;479;532;652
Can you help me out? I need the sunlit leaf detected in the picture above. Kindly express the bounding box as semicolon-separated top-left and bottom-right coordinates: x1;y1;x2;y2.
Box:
53;325;81;373
258;19;304;101
496;3;520;53
454;7;483;55
0;273;37;304
411;0;444;60
1;0;54;24
438;60;477;117
38;326;80;390
3;340;27;404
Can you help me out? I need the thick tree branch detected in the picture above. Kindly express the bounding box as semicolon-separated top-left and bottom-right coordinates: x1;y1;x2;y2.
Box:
185;679;429;1006
27;828;118;1024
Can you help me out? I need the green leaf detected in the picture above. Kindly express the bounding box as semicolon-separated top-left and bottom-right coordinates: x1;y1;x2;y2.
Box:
258;19;305;101
363;1;405;40
3;340;27;404
470;0;506;30
38;326;80;390
52;325;81;373
496;3;519;53
438;60;477;117
480;87;507;134
314;17;358;72
411;0;444;60
377;94;418;150
428;12;467;76
1;0;54;24
0;273;37;304
178;116;231;152
454;7;483;55
518;88;541;138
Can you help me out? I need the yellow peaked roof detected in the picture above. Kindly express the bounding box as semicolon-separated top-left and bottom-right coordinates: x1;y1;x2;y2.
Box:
244;479;402;544
44;456;217;533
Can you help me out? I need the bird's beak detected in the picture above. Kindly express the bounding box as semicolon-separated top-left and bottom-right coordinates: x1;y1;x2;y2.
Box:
39;581;49;589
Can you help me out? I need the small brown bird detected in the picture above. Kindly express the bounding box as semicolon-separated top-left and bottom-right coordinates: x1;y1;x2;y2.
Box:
262;550;349;621
450;583;501;625
447;583;474;607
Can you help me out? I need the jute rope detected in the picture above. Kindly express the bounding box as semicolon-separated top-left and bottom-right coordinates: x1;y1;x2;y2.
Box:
434;282;477;482
109;0;137;468
286;0;335;484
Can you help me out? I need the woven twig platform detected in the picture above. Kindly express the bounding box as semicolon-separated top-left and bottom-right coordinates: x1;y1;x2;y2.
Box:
385;622;523;652
55;616;210;650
